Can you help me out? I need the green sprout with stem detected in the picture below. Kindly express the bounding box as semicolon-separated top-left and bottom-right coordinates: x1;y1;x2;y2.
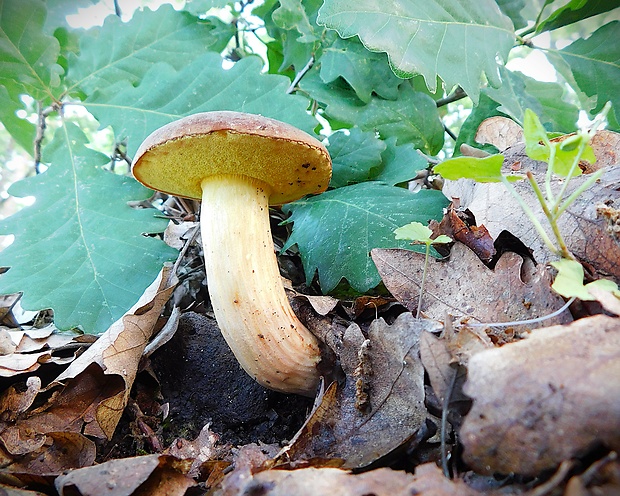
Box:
394;222;452;318
431;103;619;300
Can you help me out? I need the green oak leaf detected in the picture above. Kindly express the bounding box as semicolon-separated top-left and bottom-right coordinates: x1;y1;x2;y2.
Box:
317;0;515;104
551;259;619;301
320;38;402;103
83;53;317;156
371;137;428;185
0;0;63;100
554;21;620;127
484;68;579;133
66;4;234;95
282;182;449;292
0;83;36;154
255;0;320;73
536;0;619;33
434;154;524;182
272;0;322;43
301;70;444;154
496;0;527;30
0;124;177;334
453;94;508;157
184;0;234;15
328;128;386;188
44;0;97;32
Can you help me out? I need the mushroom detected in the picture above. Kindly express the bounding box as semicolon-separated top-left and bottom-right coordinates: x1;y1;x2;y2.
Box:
132;111;332;396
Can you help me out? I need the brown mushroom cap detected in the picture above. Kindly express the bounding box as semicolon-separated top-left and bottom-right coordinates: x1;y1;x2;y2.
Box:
131;111;332;205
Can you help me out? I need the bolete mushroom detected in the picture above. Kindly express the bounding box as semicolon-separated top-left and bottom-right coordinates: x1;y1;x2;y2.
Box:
132;111;332;396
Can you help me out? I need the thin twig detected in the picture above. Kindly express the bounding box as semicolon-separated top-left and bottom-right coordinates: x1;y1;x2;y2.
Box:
436;87;466;107
34;103;53;174
287;56;315;94
444;124;457;141
113;0;122;17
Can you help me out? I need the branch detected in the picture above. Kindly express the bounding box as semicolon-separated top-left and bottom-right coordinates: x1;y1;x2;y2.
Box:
436;87;467;107
287;56;315;94
34;103;55;174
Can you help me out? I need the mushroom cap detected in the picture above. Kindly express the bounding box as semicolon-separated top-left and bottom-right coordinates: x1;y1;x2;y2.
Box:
131;111;332;205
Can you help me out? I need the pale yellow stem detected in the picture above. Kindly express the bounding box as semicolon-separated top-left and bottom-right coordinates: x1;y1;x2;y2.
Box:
200;174;321;396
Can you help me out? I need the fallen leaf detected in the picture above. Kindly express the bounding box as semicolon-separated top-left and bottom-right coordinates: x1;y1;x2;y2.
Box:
444;206;495;263
460;315;620;475
0;350;53;377
419;332;455;403
47;265;176;439
3;432;96;476
277;313;438;469
164;423;229;479
0;483;48;495
0;325;94;378
54;454;195;496
475;116;524;151
216;462;487;496
372;243;571;326
0;266;176;479
0;376;40;423
587;287;620;315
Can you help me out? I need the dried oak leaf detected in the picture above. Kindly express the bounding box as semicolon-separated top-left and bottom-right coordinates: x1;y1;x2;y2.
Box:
0;324;87;378
2;432;95;476
371;242;571;326
0;266;176;477
55;454;195;496
276;313;438;469
216;462;487;496
164;424;230;480
460;315;620;476
443;136;620;281
475;116;524;152
45;266;176;439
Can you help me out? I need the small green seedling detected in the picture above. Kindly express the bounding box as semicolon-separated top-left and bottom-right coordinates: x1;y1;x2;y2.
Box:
551;259;619;301
434;103;617;302
394;222;452;318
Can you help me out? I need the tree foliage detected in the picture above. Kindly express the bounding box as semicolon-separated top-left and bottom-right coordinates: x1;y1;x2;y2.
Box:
0;0;618;333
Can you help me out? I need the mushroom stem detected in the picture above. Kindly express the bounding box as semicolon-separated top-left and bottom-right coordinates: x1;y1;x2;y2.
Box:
200;174;321;396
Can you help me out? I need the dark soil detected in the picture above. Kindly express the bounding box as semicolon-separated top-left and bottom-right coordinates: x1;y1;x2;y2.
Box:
150;311;314;447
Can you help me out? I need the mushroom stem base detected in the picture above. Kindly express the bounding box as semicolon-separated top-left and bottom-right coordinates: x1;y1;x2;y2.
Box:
200;174;321;396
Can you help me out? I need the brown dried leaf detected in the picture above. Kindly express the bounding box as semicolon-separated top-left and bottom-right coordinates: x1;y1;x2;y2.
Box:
164;424;229;479
46;266;176;439
0;350;53;377
475;116;524;151
460;315;620;475
0;267;176;477
277;313;437;469
445;206;495;263
54;454;195;496
0;377;40;423
0;483;48;495
3;432;95;476
216;462;487;496
419;332;453;403
587;287;620;315
372;243;571;326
